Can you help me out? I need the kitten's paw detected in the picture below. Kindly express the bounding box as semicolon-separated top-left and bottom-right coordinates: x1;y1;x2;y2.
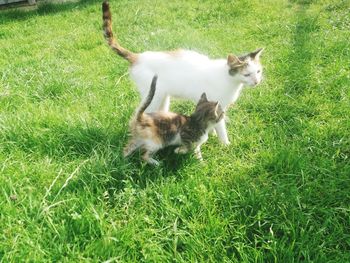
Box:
194;153;204;161
209;129;217;137
174;147;188;154
147;158;160;166
196;156;204;162
123;148;131;157
174;147;181;154
220;140;231;146
224;141;231;146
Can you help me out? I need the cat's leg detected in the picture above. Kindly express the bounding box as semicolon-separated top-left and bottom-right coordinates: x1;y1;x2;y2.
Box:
159;95;171;112
174;145;190;154
193;136;207;161
123;139;141;157
142;150;160;166
142;141;161;165
176;144;203;161
215;118;230;145
209;128;217;136
194;146;203;161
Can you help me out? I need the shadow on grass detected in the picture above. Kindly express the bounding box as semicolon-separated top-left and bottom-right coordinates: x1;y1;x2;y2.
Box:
111;153;190;192
1;122;121;158
0;0;100;24
74;146;192;195
46;142;194;211
283;1;319;95
217;3;350;261
1;117;193;195
248;2;321;140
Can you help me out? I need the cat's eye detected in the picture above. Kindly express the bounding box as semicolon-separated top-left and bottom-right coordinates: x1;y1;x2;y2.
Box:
244;73;251;77
257;70;261;73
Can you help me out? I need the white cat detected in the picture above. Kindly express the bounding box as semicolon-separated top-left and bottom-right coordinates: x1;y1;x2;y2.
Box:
102;1;264;145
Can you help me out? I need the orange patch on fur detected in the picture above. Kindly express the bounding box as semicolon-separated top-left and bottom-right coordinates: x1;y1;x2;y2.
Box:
166;49;182;57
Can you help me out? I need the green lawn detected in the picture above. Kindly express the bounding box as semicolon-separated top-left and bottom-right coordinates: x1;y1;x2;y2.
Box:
1;0;349;261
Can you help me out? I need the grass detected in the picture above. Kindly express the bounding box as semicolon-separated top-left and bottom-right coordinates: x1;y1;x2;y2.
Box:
0;0;349;261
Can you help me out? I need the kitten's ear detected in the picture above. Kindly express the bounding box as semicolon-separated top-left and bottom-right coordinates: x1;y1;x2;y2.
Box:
250;48;264;60
200;92;208;102
214;102;219;116
227;54;243;66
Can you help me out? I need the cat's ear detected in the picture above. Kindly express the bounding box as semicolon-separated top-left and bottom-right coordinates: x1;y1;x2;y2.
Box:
227;54;243;67
200;92;208;102
250;48;264;60
227;55;246;72
214;102;219;117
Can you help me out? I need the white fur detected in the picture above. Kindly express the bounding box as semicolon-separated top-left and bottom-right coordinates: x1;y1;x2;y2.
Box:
129;50;262;145
169;133;182;146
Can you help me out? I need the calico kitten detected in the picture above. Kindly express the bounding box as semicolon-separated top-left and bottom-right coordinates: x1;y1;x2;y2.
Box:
124;75;224;165
102;1;264;146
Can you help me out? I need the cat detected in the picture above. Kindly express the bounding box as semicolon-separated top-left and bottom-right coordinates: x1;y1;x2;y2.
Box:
102;1;263;145
124;75;225;165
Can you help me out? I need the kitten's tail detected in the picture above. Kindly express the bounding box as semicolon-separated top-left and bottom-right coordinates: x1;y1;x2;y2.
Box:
137;75;158;121
102;1;138;64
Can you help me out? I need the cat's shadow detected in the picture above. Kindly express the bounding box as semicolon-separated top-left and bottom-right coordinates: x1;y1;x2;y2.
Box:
54;128;196;200
1;0;99;22
89;146;197;208
129;146;192;171
7;109;196;201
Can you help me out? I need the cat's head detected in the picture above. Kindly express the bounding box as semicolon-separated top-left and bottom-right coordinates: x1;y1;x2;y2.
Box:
193;93;224;124
227;48;264;87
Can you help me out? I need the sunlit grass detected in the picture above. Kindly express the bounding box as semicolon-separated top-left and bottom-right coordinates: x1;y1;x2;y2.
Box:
0;0;349;261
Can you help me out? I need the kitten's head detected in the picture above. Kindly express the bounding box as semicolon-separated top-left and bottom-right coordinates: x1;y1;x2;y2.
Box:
193;93;224;124
227;48;264;87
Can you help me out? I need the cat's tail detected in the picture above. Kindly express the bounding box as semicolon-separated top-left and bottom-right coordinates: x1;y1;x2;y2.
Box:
137;75;158;121
102;1;138;64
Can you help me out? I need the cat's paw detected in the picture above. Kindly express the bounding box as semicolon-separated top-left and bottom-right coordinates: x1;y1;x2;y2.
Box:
224;141;231;146
123;148;131;157
174;147;188;154
196;156;204;162
194;152;203;161
147;158;160;166
209;129;217;137
220;139;231;146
